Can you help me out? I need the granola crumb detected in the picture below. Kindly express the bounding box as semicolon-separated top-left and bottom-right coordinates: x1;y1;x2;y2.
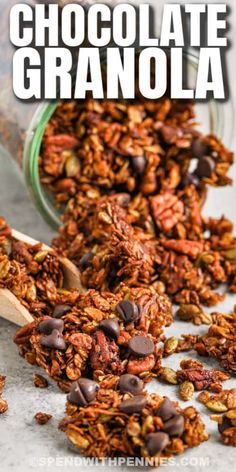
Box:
34;374;49;389
0;375;6;395
34;412;52;425
0;398;8;414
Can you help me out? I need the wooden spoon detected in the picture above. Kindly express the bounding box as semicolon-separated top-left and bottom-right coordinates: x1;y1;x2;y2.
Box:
0;229;83;326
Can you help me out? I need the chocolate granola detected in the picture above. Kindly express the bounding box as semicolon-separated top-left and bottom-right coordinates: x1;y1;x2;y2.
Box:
1;91;236;457
59;386;208;459
14;286;172;391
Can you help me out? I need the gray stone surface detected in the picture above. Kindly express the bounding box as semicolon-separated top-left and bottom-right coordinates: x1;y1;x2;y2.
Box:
0;0;236;471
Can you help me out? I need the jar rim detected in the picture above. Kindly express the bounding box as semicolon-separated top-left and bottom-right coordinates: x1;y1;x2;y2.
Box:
23;49;235;229
23;101;60;228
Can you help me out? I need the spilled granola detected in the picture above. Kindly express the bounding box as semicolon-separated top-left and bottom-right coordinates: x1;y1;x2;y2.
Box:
39;98;236;309
1;91;236;458
175;309;236;374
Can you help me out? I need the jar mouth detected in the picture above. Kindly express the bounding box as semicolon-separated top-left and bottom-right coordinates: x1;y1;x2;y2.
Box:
23;49;235;229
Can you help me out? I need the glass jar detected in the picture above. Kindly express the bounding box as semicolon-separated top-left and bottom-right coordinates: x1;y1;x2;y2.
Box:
0;0;234;229
23;49;234;228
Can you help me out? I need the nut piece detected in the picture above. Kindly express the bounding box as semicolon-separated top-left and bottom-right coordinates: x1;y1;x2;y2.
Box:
34;250;48;263
176;304;212;325
225;409;236;420
179;381;195;401
34;374;48;389
160;367;178;385
164;337;178;355
205;400;228;413
34;412;52;425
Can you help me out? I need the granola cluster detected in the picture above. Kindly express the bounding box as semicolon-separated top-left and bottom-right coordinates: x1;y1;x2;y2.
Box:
14;287;172;391
59;387;208;459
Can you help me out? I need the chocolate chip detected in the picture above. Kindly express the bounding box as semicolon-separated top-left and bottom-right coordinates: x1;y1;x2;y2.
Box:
116;300;141;324
118;374;144;395
67;377;100;406
195;156;215;178
40;329;67;351
119;395;147;414
146;432;169;456
67;381;87;406
155;398;177;421
38;318;64;335
192;137;209;158
163;414;185;437
53;304;71;318
131;156;147;174
78;378;99;403
128;335;154;358
181;172;200;188
99;318;120;340
218;415;232;434
79;252;94;271
160;125;183;144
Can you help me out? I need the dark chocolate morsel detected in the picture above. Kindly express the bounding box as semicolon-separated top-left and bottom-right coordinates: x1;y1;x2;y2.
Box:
40;329;67;351
131;156;147;174
79;252;94;271
67;381;87;406
99;318;120;340
192;137;209;158
160;125;183;144
195;156;215;178
78;378;99;403
67;378;99;406
181;172;200;188
128;335;154;358
118;374;144;395
53;304;71;318
38;318;64;335
119;395;147;414
155;398;177;422
163;414;185;437
116;300;141;324
146;432;169;456
218;415;232;434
